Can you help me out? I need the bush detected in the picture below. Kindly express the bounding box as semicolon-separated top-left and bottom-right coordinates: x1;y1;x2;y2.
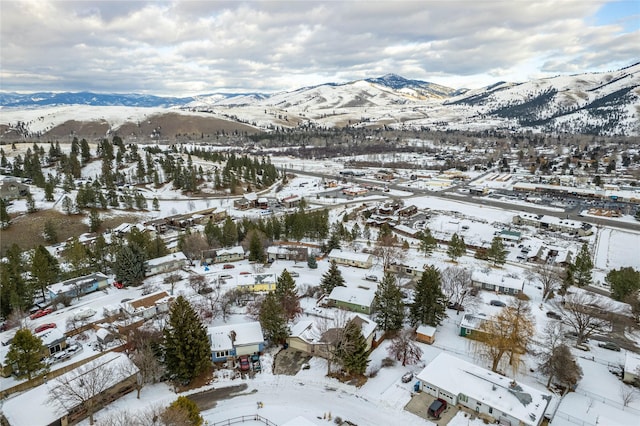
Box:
381;357;396;368
164;396;203;426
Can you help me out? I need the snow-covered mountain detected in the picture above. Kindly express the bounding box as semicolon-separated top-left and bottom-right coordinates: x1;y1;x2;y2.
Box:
1;65;638;136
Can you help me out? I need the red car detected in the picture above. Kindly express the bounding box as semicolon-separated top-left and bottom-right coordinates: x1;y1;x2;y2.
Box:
113;281;124;289
30;308;53;320
223;264;235;269
238;355;251;371
34;323;57;333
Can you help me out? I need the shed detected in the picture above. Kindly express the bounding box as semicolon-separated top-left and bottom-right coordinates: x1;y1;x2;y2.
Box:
416;325;436;344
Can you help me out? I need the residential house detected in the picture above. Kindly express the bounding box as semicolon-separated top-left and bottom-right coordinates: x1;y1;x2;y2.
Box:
342;186;368;197
2;352;139;426
328;249;373;269
122;291;173;321
471;270;522;295
47;273;109;300
209;321;265;362
0;177;29;201
279;195;302;209
287;314;377;359
459;312;491;337
416;352;551;426
237;273;277;293
213;246;245;263
266;244;308;262
416;325;436;345
499;229;522;243
326;285;376;315
397;205;418;217
233;198;252;210
145;251;187;276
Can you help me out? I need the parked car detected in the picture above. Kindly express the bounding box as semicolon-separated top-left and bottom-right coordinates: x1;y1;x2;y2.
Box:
546;311;562;320
113;281;124;289
238;355;251;371
401;372;413;383
364;275;378;282
428;398;448;418
220;274;233;280
239;271;251;275
223;264;235;269
288;271;300;277
575;343;590;352
489;300;506;307
598;342;620;352
74;308;96;321
30;308;53;320
34;323;57;333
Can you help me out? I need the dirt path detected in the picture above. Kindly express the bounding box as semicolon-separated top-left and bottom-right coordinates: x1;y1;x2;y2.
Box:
187;383;254;411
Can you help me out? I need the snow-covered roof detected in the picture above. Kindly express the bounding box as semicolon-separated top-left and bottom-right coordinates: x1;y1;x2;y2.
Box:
2;352;138;426
46;272;108;296
209;321;265;351
416;325;436;337
146;251;187;267
328;249;372;263
472;269;523;290
35;328;65;346
216;246;244;256
327;286;376;308
393;224;419;236
624;352;640;376
417;352;550;426
459;312;491;331
244;192;258;201
237;273;277;287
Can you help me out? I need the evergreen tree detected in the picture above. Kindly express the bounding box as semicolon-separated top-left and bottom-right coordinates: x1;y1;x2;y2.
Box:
163;296;211;384
113;243;147;286
275;270;301;320
247;230;265;262
320;260;345;295
259;292;289;343
606;267;640;301
635;209;640;222
0;198;9;229
418;228;437;255
6;329;47;380
152;197;160;210
221;217;238;247
43;219;58;243
89;208;102;232
326;231;341;252
165;396;203;426
307;256;318;269
30;245;60;300
572;242;593;287
336;320;369;376
371;271;405;332
487;236;508;266
409;266;446;327
25;192;36;213
446;233;466;262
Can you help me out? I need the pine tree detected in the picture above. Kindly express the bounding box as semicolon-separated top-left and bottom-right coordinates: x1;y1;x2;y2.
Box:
307;256;318;269
163;296;211;384
0;198;9;229
275;270;301;320
447;233;466;262
372;271;405;332
248;230;265;262
30;245;60;300
418;228;437;255
89;208;102;232
572;242;593;287
320;260;345;295
6;329;47;380
409;266;446;327
336;320;369;376
221;217;238;247
487;236;508;266
259;292;289;343
113;243;147;286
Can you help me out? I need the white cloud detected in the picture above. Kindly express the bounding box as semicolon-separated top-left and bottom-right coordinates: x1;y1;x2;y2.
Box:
0;0;636;95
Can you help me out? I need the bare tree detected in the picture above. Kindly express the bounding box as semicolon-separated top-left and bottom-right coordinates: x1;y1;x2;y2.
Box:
48;354;138;425
620;384;638;407
537;264;562;302
554;291;613;345
188;274;209;294
130;343;164;398
539;344;583;393
374;231;406;271
387;328;423;366
163;273;182;295
440;266;475;314
180;233;208;264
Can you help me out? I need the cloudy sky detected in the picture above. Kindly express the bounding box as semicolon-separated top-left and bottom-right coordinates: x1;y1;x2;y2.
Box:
1;0;638;96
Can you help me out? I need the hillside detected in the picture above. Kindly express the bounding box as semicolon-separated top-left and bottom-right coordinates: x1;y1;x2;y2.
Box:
1;65;638;138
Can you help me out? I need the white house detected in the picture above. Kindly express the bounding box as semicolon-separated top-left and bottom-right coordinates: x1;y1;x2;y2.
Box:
471;270;522;295
213;246;245;263
145;252;187;276
417;352;551;426
328;249;373;269
209;321;265;362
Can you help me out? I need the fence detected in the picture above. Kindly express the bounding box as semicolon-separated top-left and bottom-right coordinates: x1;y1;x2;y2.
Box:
573;388;640;416
213;414;278;426
553;411;597;426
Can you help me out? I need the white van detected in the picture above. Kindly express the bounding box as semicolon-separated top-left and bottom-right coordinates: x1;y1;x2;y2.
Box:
364;275;378;282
